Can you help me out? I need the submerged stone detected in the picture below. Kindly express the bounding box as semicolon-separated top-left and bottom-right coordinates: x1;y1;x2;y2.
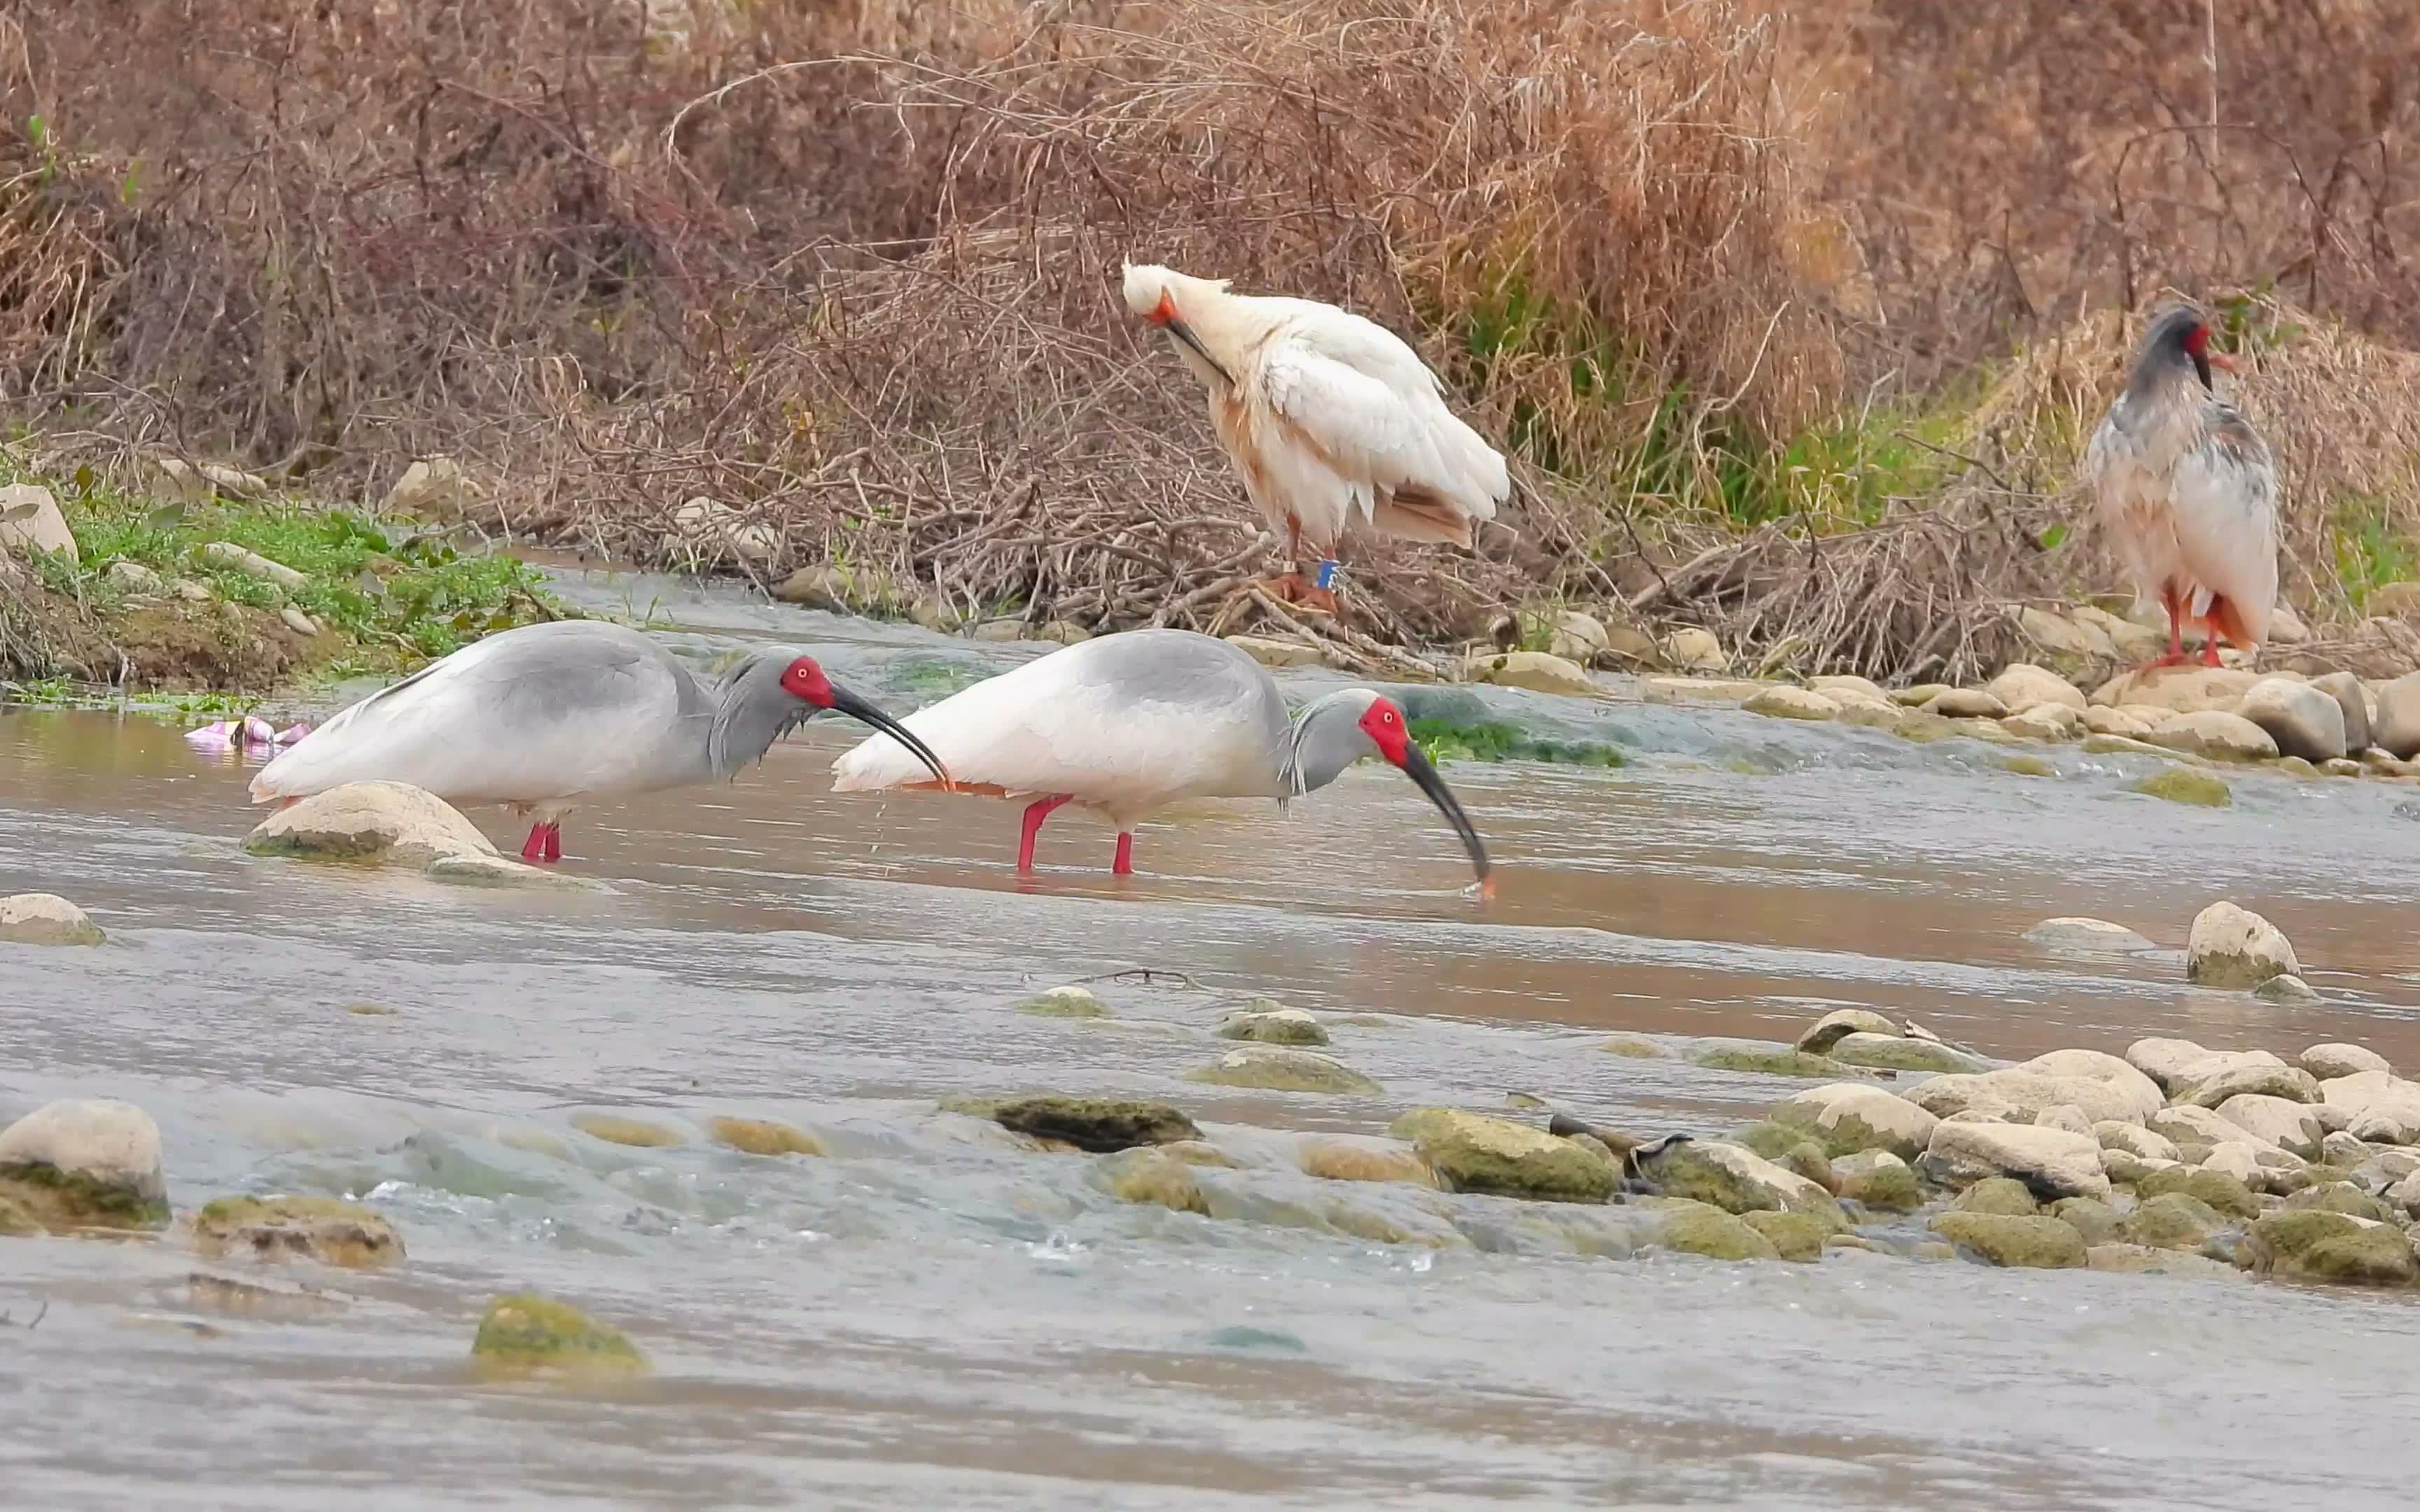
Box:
569;1113;683;1149
1927;1212;2087;1268
0;1098;169;1232
1019;985;1109;1018
707;1117;824;1158
191;1196;404;1268
1599;1036;1668;1059
0;892;105;946
1827;1032;1989;1075
1950;1177;2040;1217
1185;1046;1380;1095
472;1293;648;1378
1741;1210;1827;1261
1391;1110;1614;1203
1641;1198;1780;1261
989;1097;1200;1152
2240;1210;2419;1287
1097;1149;1209;1214
1297;1140;1435;1187
2086;1243;2241;1280
1216;1003;1328;1045
2129;769;2231;807
1688;1040;1854;1079
1634;1140;1847;1228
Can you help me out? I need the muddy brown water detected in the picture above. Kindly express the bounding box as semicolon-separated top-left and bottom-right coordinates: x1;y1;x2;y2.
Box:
5;564;2420;1508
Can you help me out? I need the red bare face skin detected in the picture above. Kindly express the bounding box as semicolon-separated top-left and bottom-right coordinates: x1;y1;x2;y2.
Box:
1146;290;1180;328
779;656;835;708
2185;321;2237;372
1358;696;1413;766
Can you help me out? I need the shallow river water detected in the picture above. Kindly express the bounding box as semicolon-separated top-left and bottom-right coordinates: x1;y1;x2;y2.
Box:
5;564;2420;1509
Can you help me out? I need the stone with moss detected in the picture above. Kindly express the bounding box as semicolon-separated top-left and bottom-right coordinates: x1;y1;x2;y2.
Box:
1018;985;1109;1018
2281;1182;2396;1223
472;1293;648;1378
1827;1032;1990;1075
1769;1083;1939;1160
0;1098;169;1233
1688;1040;1855;1079
2240;1210;2419;1287
0;1194;45;1237
0;892;105;946
2129;769;2231;807
2001;755;2056;777
1186;1046;1379;1095
2119;1193;2230;1252
192;1195;404;1268
2050;1196;2122;1247
1298;1139;1435;1187
2134;1165;2260;1219
569;1112;682;1149
1641;1198;1781;1261
1390;1109;1614;1203
1600;1036;1667;1060
1832;1150;1922;1212
1950;1177;2040;1217
2086;1243;2243;1280
1928;1212;2088;1268
1792;1009;1899;1056
1741;1209;1827;1261
1097;1148;1209;1214
1216;1002;1328;1045
1155;1140;1244;1169
1773;1140;1836;1195
991;1096;1199;1152
1636;1139;1848;1230
707;1116;824;1158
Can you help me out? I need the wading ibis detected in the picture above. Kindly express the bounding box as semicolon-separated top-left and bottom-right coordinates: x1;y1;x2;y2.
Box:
828;628;1491;888
250;620;949;862
1120;262;1508;615
2085;304;2280;667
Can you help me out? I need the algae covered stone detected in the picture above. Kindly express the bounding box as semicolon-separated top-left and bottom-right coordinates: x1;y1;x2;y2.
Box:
2133;1165;2260;1219
1791;1008;1898;1056
2050;1196;2122;1247
1186;1046;1379;1095
192;1196;404;1268
1217;1003;1328;1045
1391;1109;1614;1203
990;1096;1200;1152
2184;901;2300;990
2240;1210;2419;1287
1950;1177;2040;1217
0;1098;169;1232
1641;1198;1779;1261
707;1117;824;1158
570;1113;683;1148
1635;1140;1847;1228
1827;1032;1989;1076
243;780;496;865
472;1293;648;1378
1019;985;1109;1018
1097;1148;1209;1214
1298;1140;1435;1187
1688;1040;1852;1079
1928;1212;2087;1268
1741;1209;1827;1261
0;1194;46;1236
2130;769;2231;807
0;892;105;946
1831;1150;1922;1212
1769;1083;1938;1160
2120;1193;2229;1252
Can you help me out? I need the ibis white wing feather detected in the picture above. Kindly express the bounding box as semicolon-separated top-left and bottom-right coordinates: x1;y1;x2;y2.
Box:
2169;407;2281;643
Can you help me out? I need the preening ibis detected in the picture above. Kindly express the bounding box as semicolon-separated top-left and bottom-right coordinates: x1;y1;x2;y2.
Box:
1120;262;1508;615
2085;304;2281;668
250;620;948;862
828;628;1491;888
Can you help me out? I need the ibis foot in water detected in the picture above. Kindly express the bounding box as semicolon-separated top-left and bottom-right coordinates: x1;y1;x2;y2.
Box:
1016;795;1073;873
518;822;562;864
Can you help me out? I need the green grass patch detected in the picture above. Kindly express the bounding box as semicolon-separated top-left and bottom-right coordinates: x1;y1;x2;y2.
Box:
2329;493;2419;611
1409;715;1624;767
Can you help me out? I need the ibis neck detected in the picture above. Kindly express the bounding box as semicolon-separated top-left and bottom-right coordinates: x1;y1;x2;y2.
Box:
1280;694;1375;796
704;652;810;780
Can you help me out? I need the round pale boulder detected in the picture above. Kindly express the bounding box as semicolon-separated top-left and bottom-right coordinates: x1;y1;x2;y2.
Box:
2213;1094;2325;1158
243;781;497;867
2185;902;2300;989
1391;1110;1615;1203
2022;917;2156;958
1767;1083;1938;1160
1743;686;1840;721
1917;1120;2111;1201
1924;688;2009;720
2237;678;2348;762
2147;710;2277;762
1218;1004;1328;1046
1984;663;2087;713
0;1099;168;1231
2303;1043;2391;1081
0;893;104;946
1790;1008;1900;1056
2089;665;2257;713
2309;671;2372;754
1464;650;1600;699
2373;671;2420;760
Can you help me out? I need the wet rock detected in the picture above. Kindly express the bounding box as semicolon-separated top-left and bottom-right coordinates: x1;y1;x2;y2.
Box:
1918;1121;2110;1201
1906;1068;2156;1128
1998;752;2057;776
423;854;607;891
2214;1094;2325;1158
1297;1139;1435;1187
2051;1196;2121;1246
1768;1084;1938;1159
2087;1242;2241;1279
1741;1210;1826;1261
2134;1165;2261;1219
2146;710;2277;762
1687;1040;1852;1079
1927;1212;2087;1268
472;1294;648;1378
1217;1004;1328;1046
773;564;849;611
1465;650;1599;698
1391;1110;1614;1203
1924;687;2010;720
244;781;496;866
2023;917;2157;958
1657;628;1730;675
1950;1176;2040;1217
2253;974;2320;1004
2096;1122;2180;1162
1599;1036;1668;1059
1640;1198;1777;1261
991;1097;1199;1152
2309;671;2373;754
1097;1149;1209;1214
2120;1192;2229;1252
1830;1149;1921;1212
2129;769;2231;807
1642;676;1763;704
0;482;75;560
2321;757;2367;776
2237;678;2348;761
2304;1043;2392;1080
707;1117;823;1157
2091;665;2258;713
1157;1140;1244;1169
190;1196;403;1268
2319;1072;2420;1144
2374;672;2420;759
2185;902;2300;990
2172;1056;2321;1110
184;1270;349;1319
1187;1046;1380;1095
570;1113;682;1149
1790;1009;1900;1055
2281;1182;2397;1223
0;1099;169;1231
1633;1140;1847;1228
1835;699;1909;731
1743;686;1840;721
1827;1032;1989;1075
1019;985;1109;1018
1987;662;2089;713
1891;682;1951;707
2240;1210;2418;1287
0;892;104;946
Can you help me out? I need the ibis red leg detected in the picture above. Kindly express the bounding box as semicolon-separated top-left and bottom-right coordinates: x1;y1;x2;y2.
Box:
2136;583;2191;671
543;824;562;863
1017;795;1073;873
1113;832;1134;876
520;822;562;864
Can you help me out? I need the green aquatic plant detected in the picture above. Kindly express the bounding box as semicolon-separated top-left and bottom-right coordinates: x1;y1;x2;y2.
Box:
1407;716;1624;767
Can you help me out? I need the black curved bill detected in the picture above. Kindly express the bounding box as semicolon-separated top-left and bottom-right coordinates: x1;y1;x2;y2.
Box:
827;685;953;788
1396;742;1491;888
1166;318;1234;386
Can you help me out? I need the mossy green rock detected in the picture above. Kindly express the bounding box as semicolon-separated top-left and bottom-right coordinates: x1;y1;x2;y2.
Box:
1688;1041;1854;1079
2135;1165;2260;1219
1186;1046;1379;1095
1019;985;1109;1018
1599;1036;1667;1059
1832;1150;1922;1212
1643;1198;1781;1261
0;1194;44;1237
0;1099;169;1233
1742;1209;1828;1261
1391;1109;1615;1203
1638;1140;1848;1230
0;1162;169;1233
1951;1177;2040;1217
1826;1032;1989;1076
1725;1121;1803;1161
2130;769;2231;807
1097;1149;1209;1214
707;1117;824;1158
1928;1212;2087;1268
193;1196;404;1268
2050;1196;2122;1247
2120;1193;2229;1252
2241;1210;2419;1287
569;1113;681;1149
472;1293;648;1378
1216;1003;1328;1045
2281;1182;2396;1223
990;1097;1201;1152
1774;1142;1836;1195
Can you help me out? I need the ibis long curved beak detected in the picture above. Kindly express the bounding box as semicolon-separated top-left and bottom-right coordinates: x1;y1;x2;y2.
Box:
826;686;954;790
1164;317;1233;387
1393;742;1491;890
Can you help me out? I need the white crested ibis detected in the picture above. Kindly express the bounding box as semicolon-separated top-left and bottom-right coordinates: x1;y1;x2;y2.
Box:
2085;304;2280;667
830;628;1491;888
250;620;948;862
1120;262;1508;614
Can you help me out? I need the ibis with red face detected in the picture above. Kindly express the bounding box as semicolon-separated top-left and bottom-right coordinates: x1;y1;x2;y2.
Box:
250;620;949;862
829;627;1491;886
